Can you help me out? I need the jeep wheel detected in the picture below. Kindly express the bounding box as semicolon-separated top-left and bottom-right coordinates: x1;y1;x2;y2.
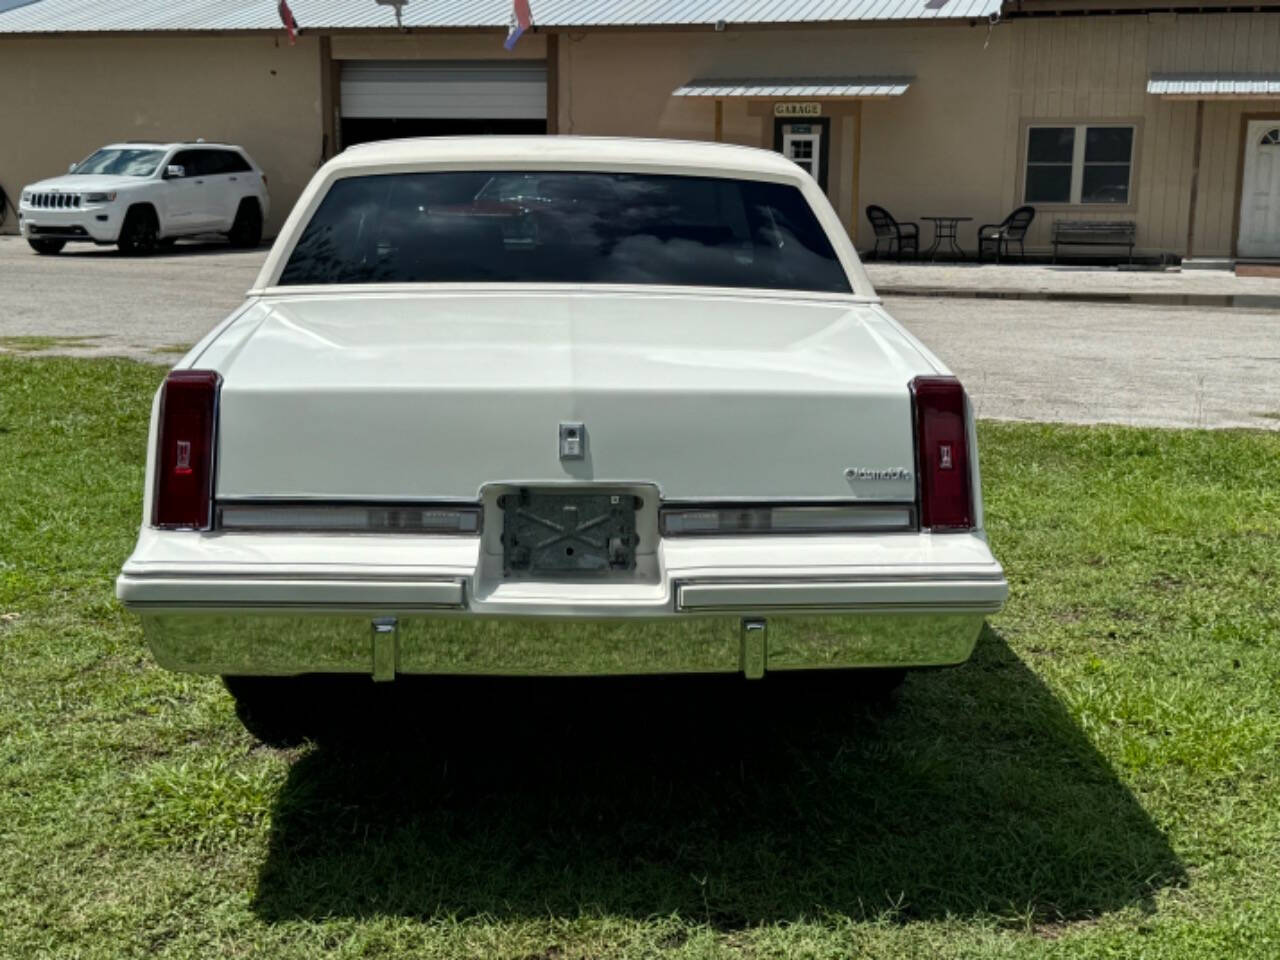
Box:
118;207;159;256
28;238;66;255
228;199;263;249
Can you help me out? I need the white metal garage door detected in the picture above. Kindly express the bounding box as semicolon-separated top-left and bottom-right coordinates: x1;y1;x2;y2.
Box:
340;60;547;120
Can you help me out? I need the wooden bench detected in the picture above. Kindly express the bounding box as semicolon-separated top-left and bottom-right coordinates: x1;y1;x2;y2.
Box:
1052;220;1136;263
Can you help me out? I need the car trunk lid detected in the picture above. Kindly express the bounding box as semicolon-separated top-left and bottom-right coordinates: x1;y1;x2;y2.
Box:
211;291;932;502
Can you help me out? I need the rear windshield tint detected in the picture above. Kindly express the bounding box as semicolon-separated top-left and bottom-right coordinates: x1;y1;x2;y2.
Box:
278;171;851;293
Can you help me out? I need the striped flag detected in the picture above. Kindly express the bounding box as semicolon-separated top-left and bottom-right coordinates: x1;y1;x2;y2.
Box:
504;0;533;50
278;0;298;45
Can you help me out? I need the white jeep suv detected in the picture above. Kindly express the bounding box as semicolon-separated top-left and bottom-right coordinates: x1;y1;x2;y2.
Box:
18;141;270;255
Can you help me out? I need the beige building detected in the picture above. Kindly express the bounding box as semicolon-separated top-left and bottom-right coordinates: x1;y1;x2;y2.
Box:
1;0;1278;261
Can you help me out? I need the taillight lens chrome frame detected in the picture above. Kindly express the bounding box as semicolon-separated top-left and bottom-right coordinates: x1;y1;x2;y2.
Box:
661;503;915;536
216;502;482;535
910;375;974;532
153;370;221;530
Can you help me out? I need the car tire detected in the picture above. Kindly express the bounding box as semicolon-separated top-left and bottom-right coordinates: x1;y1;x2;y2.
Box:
228;199;263;249
222;675;319;746
117;206;160;256
28;238;66;255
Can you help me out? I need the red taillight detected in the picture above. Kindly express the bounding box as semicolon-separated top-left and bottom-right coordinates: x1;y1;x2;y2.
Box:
911;376;973;531
154;370;220;530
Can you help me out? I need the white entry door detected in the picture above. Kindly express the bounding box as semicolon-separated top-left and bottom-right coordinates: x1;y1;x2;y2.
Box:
783;132;821;181
1238;120;1280;259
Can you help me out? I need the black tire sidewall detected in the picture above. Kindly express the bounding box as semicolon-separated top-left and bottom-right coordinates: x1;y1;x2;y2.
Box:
229;200;263;248
28;238;66;255
119;207;159;255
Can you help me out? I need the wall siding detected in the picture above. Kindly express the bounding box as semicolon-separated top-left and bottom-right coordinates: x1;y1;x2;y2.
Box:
999;12;1280;257
560;26;1014;246
0;36;322;237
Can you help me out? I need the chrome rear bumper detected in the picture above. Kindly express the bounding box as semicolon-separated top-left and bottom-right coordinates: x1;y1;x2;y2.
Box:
118;529;1007;679
135;608;992;679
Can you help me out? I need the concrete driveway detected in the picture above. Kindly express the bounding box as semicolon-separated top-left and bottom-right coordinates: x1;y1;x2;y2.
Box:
2;235;1278;430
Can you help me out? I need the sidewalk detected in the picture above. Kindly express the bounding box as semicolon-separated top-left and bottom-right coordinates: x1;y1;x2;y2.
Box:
864;261;1280;298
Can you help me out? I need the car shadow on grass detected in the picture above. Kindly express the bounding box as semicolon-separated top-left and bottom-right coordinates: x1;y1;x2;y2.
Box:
252;625;1183;929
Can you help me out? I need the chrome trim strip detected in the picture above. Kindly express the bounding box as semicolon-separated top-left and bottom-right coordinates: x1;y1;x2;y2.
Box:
675;571;1008;585
250;282;877;306
675;578;1008;613
117;576;466;609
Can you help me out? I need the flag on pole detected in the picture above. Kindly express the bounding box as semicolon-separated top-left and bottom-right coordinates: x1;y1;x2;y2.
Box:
504;0;532;50
278;0;299;45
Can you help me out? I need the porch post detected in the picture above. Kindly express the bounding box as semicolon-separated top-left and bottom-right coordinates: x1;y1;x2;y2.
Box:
850;101;863;247
319;35;337;159
1186;98;1205;258
714;98;724;142
546;33;560;135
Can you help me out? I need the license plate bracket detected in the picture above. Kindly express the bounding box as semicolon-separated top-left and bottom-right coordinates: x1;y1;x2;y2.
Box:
500;489;640;575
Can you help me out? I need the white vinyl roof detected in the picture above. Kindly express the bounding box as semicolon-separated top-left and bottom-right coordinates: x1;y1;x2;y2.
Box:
0;0;1004;33
1148;73;1280;98
336;134;804;176
675;76;912;98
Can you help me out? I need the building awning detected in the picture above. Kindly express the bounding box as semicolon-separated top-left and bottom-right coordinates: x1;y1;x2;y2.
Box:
674;77;913;99
0;0;1005;34
1148;74;1280;99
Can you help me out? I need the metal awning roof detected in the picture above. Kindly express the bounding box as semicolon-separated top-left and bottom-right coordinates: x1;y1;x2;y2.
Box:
1148;73;1280;99
0;0;1004;34
675;76;913;98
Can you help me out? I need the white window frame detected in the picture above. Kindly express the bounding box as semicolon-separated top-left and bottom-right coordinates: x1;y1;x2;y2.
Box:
1024;122;1136;206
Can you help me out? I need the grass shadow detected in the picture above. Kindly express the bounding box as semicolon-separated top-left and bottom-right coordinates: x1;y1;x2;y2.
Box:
253;625;1183;928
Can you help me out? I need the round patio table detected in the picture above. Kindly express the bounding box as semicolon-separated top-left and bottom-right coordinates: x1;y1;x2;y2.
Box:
922;216;973;261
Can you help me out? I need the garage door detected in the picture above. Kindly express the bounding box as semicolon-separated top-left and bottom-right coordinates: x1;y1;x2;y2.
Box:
340;60;547;120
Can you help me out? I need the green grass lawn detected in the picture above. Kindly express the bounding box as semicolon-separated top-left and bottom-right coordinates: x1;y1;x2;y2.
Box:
2;355;1278;959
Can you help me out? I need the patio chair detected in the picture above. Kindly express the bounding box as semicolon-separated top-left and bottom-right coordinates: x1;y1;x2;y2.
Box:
865;205;919;260
977;205;1035;263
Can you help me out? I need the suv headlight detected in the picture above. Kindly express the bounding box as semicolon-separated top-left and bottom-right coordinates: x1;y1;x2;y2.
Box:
85;192;117;203
20;190;31;203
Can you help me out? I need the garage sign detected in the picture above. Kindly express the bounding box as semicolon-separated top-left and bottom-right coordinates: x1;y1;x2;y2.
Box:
774;102;822;117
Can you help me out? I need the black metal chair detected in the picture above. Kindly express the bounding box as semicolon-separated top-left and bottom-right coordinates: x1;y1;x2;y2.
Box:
977;205;1035;262
865;205;919;261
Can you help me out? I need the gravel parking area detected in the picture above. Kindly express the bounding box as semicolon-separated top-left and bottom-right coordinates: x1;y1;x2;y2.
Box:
2;235;1278;429
0;235;264;359
886;296;1280;430
867;262;1280;431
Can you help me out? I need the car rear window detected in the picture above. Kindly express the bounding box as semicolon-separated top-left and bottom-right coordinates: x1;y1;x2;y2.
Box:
278;171;851;293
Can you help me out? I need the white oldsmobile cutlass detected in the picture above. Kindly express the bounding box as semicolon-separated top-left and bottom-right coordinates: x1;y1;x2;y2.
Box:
116;136;1007;731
